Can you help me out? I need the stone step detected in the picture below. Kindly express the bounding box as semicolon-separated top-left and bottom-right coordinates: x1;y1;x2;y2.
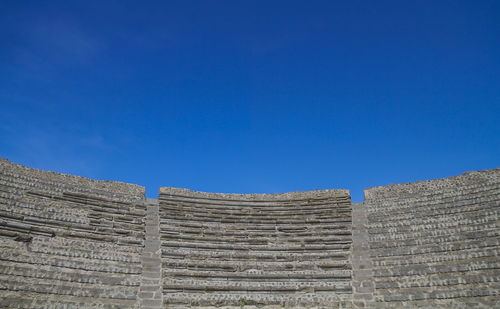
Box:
159;232;352;245
369;221;497;242
367;196;499;222
0;274;138;300
163;269;352;281
0;249;141;274
375;269;500;289
370;237;500;258
367;184;500;208
0;262;141;286
160;226;350;239
162;240;351;251
372;246;500;267
0;291;137;309
365;177;499;203
369;228;500;250
367;210;498;234
160;215;352;225
375;283;500;302
161;221;351;232
160;209;352;221
161;248;349;261
373;257;500;277
161;259;351;272
162;291;352;307
162;282;352;293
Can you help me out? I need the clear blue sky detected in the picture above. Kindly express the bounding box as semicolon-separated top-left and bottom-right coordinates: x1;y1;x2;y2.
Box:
1;1;498;201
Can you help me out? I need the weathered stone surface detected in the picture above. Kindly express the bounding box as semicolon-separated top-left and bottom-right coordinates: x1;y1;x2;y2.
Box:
0;158;498;308
158;187;353;307
0;159;146;308
363;167;500;308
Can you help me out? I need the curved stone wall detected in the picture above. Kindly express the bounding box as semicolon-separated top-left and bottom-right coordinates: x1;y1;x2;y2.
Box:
0;159;146;308
0;158;498;308
158;188;353;307
363;168;500;308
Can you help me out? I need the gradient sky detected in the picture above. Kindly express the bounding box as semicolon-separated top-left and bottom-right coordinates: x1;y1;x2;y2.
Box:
1;1;499;201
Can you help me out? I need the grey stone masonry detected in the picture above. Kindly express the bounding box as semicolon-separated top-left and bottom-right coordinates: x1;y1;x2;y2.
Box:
158;187;353;308
139;198;163;309
1;158;499;308
0;158;146;308
364;167;500;308
351;203;375;308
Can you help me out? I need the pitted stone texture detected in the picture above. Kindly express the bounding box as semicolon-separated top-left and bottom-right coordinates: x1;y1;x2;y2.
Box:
159;188;353;307
1;158;499;308
351;203;375;308
0;158;146;308
364;168;500;308
138;199;163;309
160;186;349;201
364;168;499;200
0;158;145;202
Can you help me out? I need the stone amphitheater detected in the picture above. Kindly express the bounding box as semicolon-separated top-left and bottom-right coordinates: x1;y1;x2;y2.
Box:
0;158;498;308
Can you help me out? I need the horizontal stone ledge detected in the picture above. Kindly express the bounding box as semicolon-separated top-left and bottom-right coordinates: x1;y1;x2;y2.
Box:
369;231;500;249
162;292;353;306
159;230;352;240
162;271;352;281
160;216;353;225
366;188;500;209
159;238;353;248
161;247;349;256
373;260;500;278
160;204;352;213
369;238;500;258
160;223;352;233
375;272;500;289
160;208;352;218
367;212;499;231
369;223;498;242
161;242;351;251
0;256;142;275
159;187;350;202
0;264;141;286
377;285;500;302
367;198;500;219
162;284;353;293
0;291;138;307
372;247;500;267
0;279;138;300
161;259;351;267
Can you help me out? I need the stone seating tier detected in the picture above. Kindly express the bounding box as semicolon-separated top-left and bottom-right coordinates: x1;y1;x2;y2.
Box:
363;168;500;308
158;188;353;307
0;158;498;308
0;159;146;308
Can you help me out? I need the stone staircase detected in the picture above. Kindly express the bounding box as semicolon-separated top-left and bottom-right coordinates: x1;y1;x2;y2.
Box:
363;168;500;308
0;158;498;308
0;159;146;308
157;188;353;308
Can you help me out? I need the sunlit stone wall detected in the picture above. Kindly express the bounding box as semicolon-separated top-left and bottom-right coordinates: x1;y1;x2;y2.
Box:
0;158;498;308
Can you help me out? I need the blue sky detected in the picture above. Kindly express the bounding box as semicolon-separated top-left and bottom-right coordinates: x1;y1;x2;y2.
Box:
1;1;499;201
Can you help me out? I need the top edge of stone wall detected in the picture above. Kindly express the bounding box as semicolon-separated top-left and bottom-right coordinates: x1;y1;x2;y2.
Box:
0;158;145;198
159;187;350;201
364;167;500;201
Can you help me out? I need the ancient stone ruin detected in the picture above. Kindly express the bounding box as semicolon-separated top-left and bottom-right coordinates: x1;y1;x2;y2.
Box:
0;158;498;308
